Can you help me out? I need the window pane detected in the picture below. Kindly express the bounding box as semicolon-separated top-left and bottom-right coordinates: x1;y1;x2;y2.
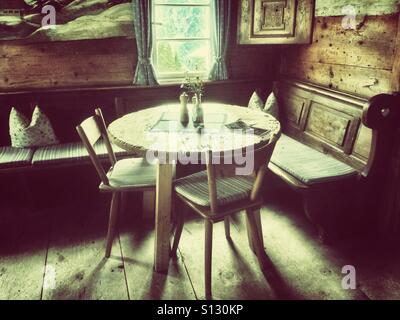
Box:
154;6;210;39
156;40;211;74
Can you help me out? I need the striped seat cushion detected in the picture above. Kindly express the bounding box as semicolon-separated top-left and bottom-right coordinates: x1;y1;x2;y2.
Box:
0;146;34;169
270;134;358;185
175;171;254;207
32;141;133;166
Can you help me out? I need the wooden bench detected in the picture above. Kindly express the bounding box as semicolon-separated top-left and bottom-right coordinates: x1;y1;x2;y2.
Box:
0;142;134;174
0;139;136;213
0;103;137;213
268;79;400;241
0;80;261;174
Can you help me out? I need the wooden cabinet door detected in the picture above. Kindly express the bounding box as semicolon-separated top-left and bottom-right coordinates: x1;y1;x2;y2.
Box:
238;0;315;44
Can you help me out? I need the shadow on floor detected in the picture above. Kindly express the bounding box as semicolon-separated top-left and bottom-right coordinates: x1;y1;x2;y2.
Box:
2;182;400;300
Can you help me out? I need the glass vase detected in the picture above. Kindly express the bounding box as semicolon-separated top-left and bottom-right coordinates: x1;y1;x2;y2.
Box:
192;94;204;127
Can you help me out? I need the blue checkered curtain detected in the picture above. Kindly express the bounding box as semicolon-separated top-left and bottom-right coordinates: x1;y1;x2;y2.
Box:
132;0;158;85
209;0;231;81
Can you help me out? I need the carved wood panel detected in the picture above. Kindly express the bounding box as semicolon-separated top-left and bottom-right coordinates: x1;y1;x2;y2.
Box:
281;94;306;129
252;0;296;37
305;102;352;148
238;0;314;44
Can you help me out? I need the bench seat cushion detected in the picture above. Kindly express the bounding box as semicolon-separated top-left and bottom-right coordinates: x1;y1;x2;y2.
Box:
0;146;34;169
175;171;254;207
270;134;358;185
32;141;133;166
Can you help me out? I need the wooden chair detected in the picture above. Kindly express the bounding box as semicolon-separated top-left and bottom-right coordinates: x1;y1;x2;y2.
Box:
171;135;279;299
76;108;156;258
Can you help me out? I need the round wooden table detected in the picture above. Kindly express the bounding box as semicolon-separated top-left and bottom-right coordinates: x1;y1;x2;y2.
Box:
108;103;281;272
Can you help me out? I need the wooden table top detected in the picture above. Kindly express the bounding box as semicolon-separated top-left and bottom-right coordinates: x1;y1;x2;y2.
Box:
108;103;281;156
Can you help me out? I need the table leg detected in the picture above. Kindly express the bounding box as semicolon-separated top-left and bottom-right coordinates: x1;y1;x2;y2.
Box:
245;209;264;254
154;163;173;272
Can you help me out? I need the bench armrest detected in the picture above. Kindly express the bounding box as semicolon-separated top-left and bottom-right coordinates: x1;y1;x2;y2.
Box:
362;92;400;181
362;93;400;130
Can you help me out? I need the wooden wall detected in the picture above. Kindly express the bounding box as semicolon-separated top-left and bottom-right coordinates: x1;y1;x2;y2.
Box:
0;1;280;92
0;38;137;90
281;0;400;98
315;0;399;17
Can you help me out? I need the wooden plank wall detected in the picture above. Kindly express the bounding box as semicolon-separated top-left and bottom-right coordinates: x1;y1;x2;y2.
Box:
0;1;279;92
281;0;400;98
315;0;399;17
0;38;137;90
0;38;278;91
392;16;400;92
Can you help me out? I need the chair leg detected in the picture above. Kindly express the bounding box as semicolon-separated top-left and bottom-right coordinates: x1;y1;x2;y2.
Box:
142;190;156;220
245;209;263;253
105;192;120;258
171;209;184;257
245;209;267;270
224;217;230;240
205;220;213;299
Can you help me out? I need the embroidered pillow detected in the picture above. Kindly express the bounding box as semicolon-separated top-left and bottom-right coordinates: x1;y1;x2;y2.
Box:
264;92;280;119
9;106;59;148
248;91;264;110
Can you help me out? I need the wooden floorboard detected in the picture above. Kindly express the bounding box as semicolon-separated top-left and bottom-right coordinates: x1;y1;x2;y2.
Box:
119;215;196;300
2;195;400;300
0;212;50;300
178;213;276;300
326;237;400;300
42;204;128;300
259;204;368;300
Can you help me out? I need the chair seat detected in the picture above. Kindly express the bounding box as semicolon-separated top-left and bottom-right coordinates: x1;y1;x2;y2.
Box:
0;146;34;169
174;171;255;207
100;158;156;191
32;141;135;166
270;134;358;185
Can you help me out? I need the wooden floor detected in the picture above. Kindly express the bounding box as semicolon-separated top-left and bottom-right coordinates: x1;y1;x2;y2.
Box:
1;190;400;300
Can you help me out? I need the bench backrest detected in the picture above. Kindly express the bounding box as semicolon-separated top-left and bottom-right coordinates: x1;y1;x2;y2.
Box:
274;79;371;172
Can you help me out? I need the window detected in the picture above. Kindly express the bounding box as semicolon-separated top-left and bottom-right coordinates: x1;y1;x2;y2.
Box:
152;0;214;82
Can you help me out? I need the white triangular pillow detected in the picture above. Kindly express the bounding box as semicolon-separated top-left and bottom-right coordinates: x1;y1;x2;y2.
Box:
264;92;280;119
248;91;264;110
9;106;59;148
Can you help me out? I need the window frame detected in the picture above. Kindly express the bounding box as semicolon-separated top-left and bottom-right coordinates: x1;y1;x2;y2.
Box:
151;0;215;83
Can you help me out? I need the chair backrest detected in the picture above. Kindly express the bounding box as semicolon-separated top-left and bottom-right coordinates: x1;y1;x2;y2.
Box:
76;108;117;186
205;132;280;213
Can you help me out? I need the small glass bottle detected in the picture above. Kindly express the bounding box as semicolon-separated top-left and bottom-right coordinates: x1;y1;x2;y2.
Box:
179;92;189;126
